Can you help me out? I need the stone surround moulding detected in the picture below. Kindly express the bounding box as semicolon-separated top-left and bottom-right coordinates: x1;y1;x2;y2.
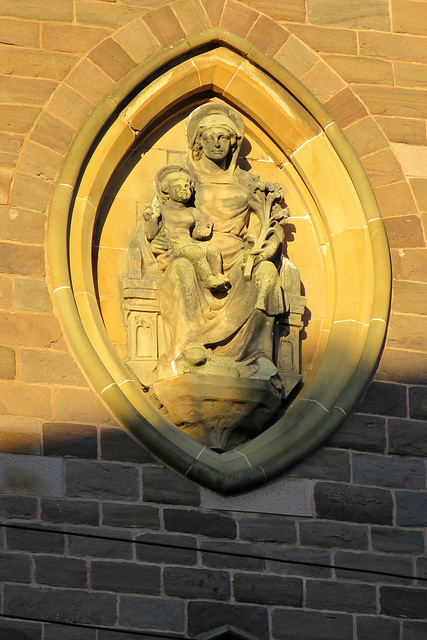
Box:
48;28;391;493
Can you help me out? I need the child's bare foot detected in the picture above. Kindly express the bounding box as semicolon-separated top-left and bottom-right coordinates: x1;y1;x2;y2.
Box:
204;274;231;291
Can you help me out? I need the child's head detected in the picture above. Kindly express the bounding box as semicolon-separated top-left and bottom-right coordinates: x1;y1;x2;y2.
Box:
156;166;194;204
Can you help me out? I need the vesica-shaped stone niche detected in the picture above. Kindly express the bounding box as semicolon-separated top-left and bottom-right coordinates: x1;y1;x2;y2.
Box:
49;30;390;493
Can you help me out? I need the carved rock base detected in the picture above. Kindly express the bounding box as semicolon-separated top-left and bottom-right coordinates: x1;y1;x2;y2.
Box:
153;374;282;451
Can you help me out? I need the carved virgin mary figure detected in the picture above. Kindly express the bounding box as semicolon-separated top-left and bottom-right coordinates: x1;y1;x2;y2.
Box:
123;102;305;451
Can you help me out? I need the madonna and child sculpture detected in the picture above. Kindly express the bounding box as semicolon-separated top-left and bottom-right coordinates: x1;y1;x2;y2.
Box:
122;103;306;451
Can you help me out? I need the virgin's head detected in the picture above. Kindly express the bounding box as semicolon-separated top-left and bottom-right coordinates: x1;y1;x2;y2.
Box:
191;114;242;164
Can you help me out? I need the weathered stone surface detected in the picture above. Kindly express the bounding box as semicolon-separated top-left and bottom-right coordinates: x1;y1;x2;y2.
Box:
113;20;159;62
249;0;305;22
65;460;140;501
266;546;332;578
0;133;23;166
35;555;87;588
100;426;155;463
201;540;265;572
88;39;135;82
324;87;367;128
361;148;405;188
299;520;368;550
247;15;289;56
392;248;427;282
136;532;197;566
142;466;200;506
307;0;390;30
371;527;424;555
54;388;116;424
0;44;76;80
164;508;236;539
142;5;185;46
0;275;12;310
0;453;62;497
388;418;427;457
393;280;427;316
91;561;161;595
344;117;388;158
67;527;132;560
301;61;346;102
378;348;427;385
19;350;87;386
66;58;114;105
31;111;75;155
102;503;160;530
76;0;142;29
6;526;64;555
42;22;111;54
393;0;427;37
14;278;52;313
0;209;45;245
377;115;427;145
119;595;185;632
238;515;297;543
0;346;15;380
402;621;427;640
41;498;99;526
374;181;418;218
4;584;116;626
357;616;400;640
0;416;41;455
44;626;95;640
234;573;303;606
381;586;427;618
0;243;45;277
359;31;427;64
396;491;427;526
327;55;393;86
384;216;425;249
328;413;386;452
164;567;231;600
334;551;413;584
188;601;269;640
411;177;427;210
42;422;97;458
0;16;40;47
0;495;37;520
287;448;350;482
286;23;357;55
0;619;42;640
409;386;427;420
272;609;353;640
0;381;51;419
314;482;393;524
0;104;41;134
0;551;32;583
172;0;209;35
352;452;426;488
357;381;407;417
0;0;73;21
220;0;259;39
306;579;376;613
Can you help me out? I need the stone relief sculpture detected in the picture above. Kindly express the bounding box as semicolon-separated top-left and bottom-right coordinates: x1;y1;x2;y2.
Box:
122;103;306;451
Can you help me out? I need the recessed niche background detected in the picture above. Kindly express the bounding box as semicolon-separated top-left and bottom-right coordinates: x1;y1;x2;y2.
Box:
94;103;326;386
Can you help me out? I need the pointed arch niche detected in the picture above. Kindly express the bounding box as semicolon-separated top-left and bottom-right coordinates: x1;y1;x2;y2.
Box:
48;29;390;493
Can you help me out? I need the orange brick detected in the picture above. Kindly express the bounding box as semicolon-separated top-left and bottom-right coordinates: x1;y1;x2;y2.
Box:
324;54;393;85
359;31;427;64
0;168;13;205
354;85;427;119
300;61;346;103
361;148;405;188
0;381;52;418
0;208;45;244
31;111;75;155
66;58;115;105
324;87;367;128
143;5;186;46
0;17;40;47
344;117;388;157
375;181;418;218
172;0;209;35
393;280;427;315
0;275;12;310
19;349;87;387
387;313;427;352
0;416;41;454
199;0;225;26
0;243;45;278
15;278;52;313
384;215;425;248
391;247;427;281
0;345;16;379
307;0;390;30
54;387;116;424
0;133;23;166
12;172;53;213
392;0;427;37
376;116;427;146
411;178;427;211
0;104;41;135
0;311;66;350
394;62;427;89
76;0;142;28
88;39;136;82
42;22;111;54
114;20;159;62
220;0;260;39
286;23;358;55
0;0;73;21
48;85;93;131
377;348;427;385
250;0;305;22
0;76;57;106
275;35;318;78
247;15;290;56
18;142;62;182
0;44;77;80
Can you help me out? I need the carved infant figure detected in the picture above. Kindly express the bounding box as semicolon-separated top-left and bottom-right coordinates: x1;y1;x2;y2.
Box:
144;165;230;291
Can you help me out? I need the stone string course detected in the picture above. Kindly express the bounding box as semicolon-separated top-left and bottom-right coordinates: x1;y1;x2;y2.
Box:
0;0;426;638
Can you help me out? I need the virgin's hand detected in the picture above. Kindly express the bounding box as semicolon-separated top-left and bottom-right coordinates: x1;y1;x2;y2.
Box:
151;235;171;251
